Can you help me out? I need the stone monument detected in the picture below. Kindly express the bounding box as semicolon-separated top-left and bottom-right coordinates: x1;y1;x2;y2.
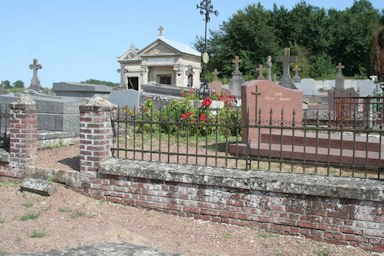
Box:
266;56;272;81
229;56;244;97
276;48;297;89
335;62;345;91
256;65;265;80
241;80;303;144
293;64;301;83
29;58;43;91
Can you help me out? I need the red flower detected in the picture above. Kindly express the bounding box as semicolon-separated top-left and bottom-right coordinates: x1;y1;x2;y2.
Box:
180;93;185;97
189;111;194;115
200;113;207;122
181;113;189;119
201;98;212;108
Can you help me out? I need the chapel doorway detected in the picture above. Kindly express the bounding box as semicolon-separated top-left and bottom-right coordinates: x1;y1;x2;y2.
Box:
128;77;139;90
159;75;172;85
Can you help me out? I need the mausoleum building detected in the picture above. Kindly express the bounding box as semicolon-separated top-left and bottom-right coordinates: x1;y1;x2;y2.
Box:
117;27;201;91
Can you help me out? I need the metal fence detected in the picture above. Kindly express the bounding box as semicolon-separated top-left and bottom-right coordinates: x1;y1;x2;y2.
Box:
0;106;10;150
111;105;383;180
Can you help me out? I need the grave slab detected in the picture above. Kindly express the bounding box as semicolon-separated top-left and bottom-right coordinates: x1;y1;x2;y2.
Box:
20;178;56;196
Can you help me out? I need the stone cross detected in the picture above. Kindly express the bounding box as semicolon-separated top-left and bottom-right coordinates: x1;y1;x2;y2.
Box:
232;56;242;73
276;48;297;89
336;62;345;77
266;56;272;80
252;86;262;121
293;64;301;83
158;25;164;37
256;65;265;80
212;69;220;81
29;58;42;91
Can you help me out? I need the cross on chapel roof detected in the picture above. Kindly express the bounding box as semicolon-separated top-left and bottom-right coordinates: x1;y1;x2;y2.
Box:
158;26;164;37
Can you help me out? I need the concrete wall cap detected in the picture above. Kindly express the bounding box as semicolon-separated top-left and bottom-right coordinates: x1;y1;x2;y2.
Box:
84;97;116;108
11;95;36;106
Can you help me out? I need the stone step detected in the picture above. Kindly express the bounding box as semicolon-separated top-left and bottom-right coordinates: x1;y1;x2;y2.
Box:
20;178;56;196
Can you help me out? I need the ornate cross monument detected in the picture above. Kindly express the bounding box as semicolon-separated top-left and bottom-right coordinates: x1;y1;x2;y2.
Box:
293;64;301;83
276;48;297;89
158;25;164;37
212;69;220;81
256;64;265;80
335;62;345;90
229;55;244;96
29;58;43;91
266;56;272;80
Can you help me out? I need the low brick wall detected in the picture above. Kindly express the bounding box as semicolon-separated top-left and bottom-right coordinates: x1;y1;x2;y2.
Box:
82;158;384;252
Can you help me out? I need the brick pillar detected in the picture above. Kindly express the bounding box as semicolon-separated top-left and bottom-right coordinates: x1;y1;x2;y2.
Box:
9;95;38;178
79;97;116;186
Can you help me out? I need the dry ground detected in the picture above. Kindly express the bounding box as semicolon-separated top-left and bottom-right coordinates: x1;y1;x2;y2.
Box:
0;144;382;255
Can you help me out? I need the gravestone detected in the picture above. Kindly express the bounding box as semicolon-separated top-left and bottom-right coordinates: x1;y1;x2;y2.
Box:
108;88;141;109
266;56;272;80
212;69;220;81
29;58;43;91
256;65;265;80
335;62;345;91
293;64;301;83
52;82;112;97
276;48;298;89
229;56;244;97
241;80;303;144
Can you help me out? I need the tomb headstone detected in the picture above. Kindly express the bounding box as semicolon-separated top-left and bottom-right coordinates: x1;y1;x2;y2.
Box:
256;65;265;80
212;69;220;81
108;88;141;109
29;58;43;91
52;82;112;97
267;56;272;81
208;81;223;93
335;62;345;91
276;48;298;89
293;64;301;83
241;80;303;143
229;56;244;97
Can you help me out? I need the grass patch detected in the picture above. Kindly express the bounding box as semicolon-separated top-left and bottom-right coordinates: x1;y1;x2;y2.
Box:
71;210;85;219
20;212;40;221
22;201;34;208
0;180;18;187
30;230;45;238
58;207;71;213
0;218;4;224
257;231;276;238
222;233;234;239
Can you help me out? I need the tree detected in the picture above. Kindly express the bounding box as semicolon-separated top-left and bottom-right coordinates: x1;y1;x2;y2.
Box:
13;80;24;88
0;80;11;89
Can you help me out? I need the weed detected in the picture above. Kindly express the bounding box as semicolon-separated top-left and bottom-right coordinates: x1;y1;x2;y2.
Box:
257;231;275;238
0;218;4;224
30;230;45;238
58;207;71;213
317;246;331;256
22;201;34;208
223;233;234;239
0;181;18;187
71;210;85;219
20;212;40;221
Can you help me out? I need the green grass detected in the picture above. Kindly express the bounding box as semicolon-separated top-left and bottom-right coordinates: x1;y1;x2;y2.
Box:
257;231;276;238
30;230;45;238
0;218;4;224
20;212;40;221
58;207;71;213
22;201;34;208
0;180;18;187
71;210;85;219
222;233;234;239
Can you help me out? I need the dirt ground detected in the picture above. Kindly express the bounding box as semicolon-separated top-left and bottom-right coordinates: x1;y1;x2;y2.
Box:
0;144;382;255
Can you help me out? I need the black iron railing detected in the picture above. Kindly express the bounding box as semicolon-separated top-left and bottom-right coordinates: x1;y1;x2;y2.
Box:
0;106;10;150
111;105;383;180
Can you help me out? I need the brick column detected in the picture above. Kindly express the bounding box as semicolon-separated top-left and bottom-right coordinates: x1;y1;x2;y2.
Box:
79;97;116;186
9;95;38;178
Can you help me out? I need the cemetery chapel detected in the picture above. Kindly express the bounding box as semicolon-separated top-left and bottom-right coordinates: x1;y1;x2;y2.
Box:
117;26;201;91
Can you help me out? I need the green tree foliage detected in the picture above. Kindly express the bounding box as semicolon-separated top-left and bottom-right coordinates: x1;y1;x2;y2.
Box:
12;80;24;88
195;0;382;80
81;79;118;87
0;80;11;89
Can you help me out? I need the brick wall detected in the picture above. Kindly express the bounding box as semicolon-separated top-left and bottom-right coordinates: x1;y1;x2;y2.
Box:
79;97;116;186
79;159;384;253
0;96;37;179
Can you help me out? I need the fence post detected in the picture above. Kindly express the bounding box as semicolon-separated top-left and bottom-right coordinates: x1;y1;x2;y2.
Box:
8;95;38;178
79;97;116;186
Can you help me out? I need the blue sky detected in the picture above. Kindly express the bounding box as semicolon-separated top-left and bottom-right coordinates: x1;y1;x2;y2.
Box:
1;0;383;88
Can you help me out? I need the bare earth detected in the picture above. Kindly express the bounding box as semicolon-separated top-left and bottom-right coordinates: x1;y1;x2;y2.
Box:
0;144;382;256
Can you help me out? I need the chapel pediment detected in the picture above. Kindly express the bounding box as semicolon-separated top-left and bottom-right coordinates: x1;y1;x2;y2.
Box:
141;41;178;56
